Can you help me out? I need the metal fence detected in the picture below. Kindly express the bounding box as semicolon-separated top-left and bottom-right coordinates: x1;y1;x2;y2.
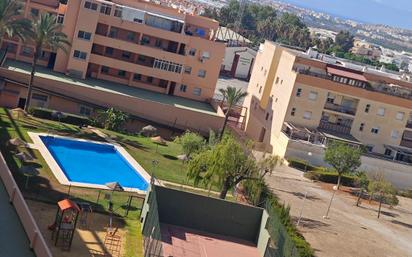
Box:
264;201;300;257
141;187;163;257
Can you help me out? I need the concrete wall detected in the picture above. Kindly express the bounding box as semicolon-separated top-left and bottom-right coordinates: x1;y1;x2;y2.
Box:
0;153;53;257
155;185;264;243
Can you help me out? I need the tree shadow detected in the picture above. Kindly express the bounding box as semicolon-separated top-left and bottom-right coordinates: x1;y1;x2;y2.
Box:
293;217;330;229
162;154;178;160
275;188;321;201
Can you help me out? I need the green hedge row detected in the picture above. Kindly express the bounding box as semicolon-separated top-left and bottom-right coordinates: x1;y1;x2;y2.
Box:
29;107;90;126
304;170;357;187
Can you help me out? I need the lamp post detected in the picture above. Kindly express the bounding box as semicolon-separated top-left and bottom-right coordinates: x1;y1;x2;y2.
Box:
323;185;337;219
304;152;312;172
105;182;124;229
151;160;159;184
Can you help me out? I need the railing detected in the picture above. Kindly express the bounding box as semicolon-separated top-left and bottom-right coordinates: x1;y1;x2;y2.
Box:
400;139;412;149
324;102;357;115
319;120;352;135
0;153;53;257
295;69;412;100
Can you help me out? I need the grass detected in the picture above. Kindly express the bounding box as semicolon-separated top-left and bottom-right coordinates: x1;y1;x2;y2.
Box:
124;219;143;257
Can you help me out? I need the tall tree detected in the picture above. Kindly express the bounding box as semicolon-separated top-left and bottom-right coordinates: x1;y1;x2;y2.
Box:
0;0;31;47
174;131;206;159
99;107;129;131
24;13;70;111
218;86;247;141
324;141;362;189
334;30;354;53
187;135;260;199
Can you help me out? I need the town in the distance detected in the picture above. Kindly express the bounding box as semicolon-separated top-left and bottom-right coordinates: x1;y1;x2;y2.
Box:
0;0;411;257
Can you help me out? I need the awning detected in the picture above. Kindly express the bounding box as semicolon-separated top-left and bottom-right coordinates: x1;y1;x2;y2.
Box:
327;66;368;82
319;130;363;145
384;145;412;156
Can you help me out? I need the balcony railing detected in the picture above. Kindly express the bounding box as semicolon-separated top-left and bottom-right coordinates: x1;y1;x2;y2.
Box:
406;121;412;129
324;102;357;115
295;69;412;100
319;121;351;135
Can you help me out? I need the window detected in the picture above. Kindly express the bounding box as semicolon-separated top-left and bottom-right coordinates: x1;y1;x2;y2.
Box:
184;66;192;74
133;73;141;81
78;30;92;40
326;93;335;103
275;77;279;84
371;127;379;134
155;39;162;48
366;145;374;152
137;55;145;62
114;6;122;17
32;93;48;102
141;36;150;45
57;14;64;24
391;130;399;139
73;50;87;60
121;51;131;59
40;50;49;59
396;112;405;121
296;88;302;97
193;87;202;96
384;149;392;156
109;27;118;38
303;111;312;120
80;106;92;116
308;91;318;101
147;76;153;83
198;69;206;78
84;1;98;10
118;70;126;77
259;86;262;94
180;84;187;92
21;46;33;56
189;48;196;56
31;8;39;16
153;59;183;74
365;104;370;113
291;108;296;116
105;47;114;55
126;32;135;42
100;3;112;15
359;123;365;132
377;107;385;116
265;113;269;120
101;66;109;74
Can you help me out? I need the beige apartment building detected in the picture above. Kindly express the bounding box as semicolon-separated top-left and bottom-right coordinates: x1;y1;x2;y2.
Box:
243;42;412;188
0;0;226;133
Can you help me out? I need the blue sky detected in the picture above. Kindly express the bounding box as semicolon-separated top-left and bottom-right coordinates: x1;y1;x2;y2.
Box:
280;0;412;29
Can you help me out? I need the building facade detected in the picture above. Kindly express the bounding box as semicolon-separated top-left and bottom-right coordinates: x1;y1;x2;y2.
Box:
243;42;412;188
0;0;226;133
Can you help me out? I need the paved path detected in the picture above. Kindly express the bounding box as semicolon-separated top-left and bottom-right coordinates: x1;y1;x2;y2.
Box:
0;180;35;257
265;166;412;257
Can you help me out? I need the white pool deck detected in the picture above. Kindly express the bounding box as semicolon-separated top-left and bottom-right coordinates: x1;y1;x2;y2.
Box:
28;132;151;194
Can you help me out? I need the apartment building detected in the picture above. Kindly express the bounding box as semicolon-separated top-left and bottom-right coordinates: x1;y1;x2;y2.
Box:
243;42;412;188
0;0;226;133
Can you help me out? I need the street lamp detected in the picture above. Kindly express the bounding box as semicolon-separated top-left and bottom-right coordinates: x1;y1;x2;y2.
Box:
323;185;337;219
105;182;124;229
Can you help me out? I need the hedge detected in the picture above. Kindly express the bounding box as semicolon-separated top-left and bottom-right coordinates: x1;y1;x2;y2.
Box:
29;107;90;126
287;158;325;172
304;170;357;187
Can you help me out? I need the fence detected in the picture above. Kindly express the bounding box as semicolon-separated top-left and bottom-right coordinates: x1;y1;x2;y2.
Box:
0;152;53;257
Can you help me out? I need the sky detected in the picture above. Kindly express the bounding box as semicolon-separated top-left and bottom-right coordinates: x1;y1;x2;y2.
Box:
280;0;412;30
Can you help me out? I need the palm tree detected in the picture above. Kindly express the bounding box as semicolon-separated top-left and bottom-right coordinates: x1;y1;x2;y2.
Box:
24;13;70;111
0;0;31;47
218;86;248;141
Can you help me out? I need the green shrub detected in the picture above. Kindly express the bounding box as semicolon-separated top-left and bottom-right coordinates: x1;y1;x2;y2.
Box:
29;107;90;126
304;170;356;187
287;158;317;171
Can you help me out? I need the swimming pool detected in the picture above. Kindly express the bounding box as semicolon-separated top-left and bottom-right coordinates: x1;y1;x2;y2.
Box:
34;134;149;192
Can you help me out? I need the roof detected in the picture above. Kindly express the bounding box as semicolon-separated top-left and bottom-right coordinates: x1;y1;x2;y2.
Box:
319;130;362;145
216;27;251;45
58;199;80;212
326;66;368;82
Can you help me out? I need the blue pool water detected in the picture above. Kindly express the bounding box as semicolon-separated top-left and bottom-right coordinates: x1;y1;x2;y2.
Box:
40;136;148;190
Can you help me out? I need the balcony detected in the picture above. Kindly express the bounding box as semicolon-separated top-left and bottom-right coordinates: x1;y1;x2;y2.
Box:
319;120;351;135
400;131;412;148
406;121;412;129
324;102;357;115
295;69;412;100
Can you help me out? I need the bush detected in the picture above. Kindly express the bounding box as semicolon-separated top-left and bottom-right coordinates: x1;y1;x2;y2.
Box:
29;107;90;126
304;170;357;187
287;158;318;171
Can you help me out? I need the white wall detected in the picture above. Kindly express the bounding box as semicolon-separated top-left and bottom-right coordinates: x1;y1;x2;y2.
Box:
222;47;256;79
